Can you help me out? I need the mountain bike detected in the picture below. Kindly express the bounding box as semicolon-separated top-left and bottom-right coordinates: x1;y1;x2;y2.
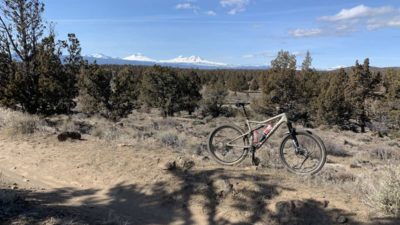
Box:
207;103;326;175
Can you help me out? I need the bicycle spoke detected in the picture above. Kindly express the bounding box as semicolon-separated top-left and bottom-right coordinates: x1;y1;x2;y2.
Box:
280;133;323;174
209;125;248;164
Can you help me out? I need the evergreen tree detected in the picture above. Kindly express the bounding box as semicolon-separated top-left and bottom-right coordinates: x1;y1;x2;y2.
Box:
35;34;76;115
177;70;202;115
318;69;351;126
0;0;45;113
301;51;312;72
260;51;297;116
227;74;249;94
109;67;141;120
249;77;259;91
384;69;400;99
140;66;181;117
271;50;297;71
78;64;113;116
345;59;374;132
0;0;80;115
201;81;228;117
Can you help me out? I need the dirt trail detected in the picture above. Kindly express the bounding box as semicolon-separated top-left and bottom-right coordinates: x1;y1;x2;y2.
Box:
0;132;394;224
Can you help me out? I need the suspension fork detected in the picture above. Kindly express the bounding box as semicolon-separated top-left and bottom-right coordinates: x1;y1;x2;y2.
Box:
287;122;300;150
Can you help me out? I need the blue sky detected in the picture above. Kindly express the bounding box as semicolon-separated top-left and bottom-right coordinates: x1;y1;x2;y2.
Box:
43;0;400;69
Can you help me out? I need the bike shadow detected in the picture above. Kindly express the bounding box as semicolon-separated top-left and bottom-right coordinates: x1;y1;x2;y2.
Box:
1;168;400;225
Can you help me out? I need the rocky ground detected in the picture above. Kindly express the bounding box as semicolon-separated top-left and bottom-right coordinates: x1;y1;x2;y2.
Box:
0;108;399;225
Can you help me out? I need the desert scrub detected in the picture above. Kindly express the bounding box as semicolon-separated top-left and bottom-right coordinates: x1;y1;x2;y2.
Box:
0;108;39;135
157;131;185;149
368;147;400;161
303;165;355;186
92;125;124;141
359;165;400;216
325;140;350;157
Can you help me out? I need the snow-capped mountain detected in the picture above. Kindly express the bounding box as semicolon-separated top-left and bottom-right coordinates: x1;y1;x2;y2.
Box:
82;53;268;69
123;53;155;62
161;55;228;67
85;53;116;60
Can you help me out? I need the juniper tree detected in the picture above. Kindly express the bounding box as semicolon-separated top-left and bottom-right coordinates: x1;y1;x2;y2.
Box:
140;66;181;117
260;51;297;117
35;33;76;115
0;0;45;113
318;68;352;126
249;77;259;91
201;80;228;117
78;64;113;116
177;70;202;115
109;67;141;120
0;0;80;114
301;51;312;72
227;74;249;94
345;59;374;132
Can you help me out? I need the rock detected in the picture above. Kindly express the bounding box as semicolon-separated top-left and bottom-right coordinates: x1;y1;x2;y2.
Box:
336;215;347;224
344;140;356;147
117;143;134;148
349;163;361;169
202;156;210;161
57;131;82;142
291;200;304;209
159;160;176;171
275;201;293;223
214;179;233;198
177;157;195;170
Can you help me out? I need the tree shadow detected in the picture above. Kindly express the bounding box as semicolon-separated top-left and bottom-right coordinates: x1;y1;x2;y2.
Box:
1;168;400;224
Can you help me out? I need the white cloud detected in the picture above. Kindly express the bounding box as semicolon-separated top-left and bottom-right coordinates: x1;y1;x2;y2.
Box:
368;16;400;30
175;3;197;10
205;10;217;16
220;0;250;15
289;28;323;38
290;5;400;38
320;5;396;22
243;51;306;59
243;52;275;59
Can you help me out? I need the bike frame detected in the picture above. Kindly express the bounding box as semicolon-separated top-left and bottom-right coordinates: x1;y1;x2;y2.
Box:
226;113;298;150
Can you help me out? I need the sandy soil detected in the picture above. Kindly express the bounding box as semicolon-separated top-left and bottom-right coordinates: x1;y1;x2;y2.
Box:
0;115;399;224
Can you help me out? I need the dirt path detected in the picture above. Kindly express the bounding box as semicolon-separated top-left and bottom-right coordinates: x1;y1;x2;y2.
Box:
0;133;398;225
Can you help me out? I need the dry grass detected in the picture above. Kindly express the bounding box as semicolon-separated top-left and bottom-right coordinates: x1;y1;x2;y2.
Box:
368;147;400;161
0;108;40;136
359;165;400;216
325;140;351;157
157;131;186;149
303;165;356;186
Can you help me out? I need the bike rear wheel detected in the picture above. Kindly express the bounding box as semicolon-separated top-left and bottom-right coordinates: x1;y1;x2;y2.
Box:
279;131;326;175
207;125;249;166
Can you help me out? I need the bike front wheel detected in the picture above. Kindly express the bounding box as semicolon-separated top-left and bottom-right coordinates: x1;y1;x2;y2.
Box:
279;131;326;175
207;125;249;166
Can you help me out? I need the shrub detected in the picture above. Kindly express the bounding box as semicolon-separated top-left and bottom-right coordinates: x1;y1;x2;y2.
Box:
158;131;185;149
1;111;39;135
200;82;228;117
316;166;356;184
360;165;400;216
369;147;400;161
325;141;351;157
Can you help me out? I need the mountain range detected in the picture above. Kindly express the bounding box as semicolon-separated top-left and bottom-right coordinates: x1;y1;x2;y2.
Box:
83;53;268;70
